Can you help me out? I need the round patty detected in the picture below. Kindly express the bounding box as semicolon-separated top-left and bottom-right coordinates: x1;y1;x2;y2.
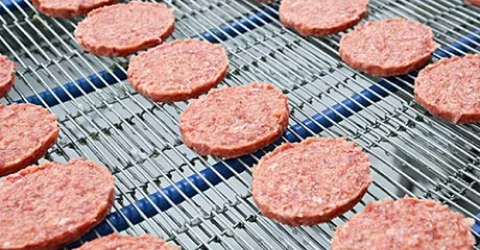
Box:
331;197;475;250
339;18;439;76
252;137;372;226
415;54;480;124
75;234;179;250
280;0;368;37
465;0;480;5
32;0;118;18
0;104;59;176
128;39;229;102
0;55;15;99
180;82;289;158
0;158;115;250
75;2;175;57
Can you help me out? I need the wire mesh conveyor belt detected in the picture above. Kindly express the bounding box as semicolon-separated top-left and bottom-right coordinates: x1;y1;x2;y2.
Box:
1;0;480;249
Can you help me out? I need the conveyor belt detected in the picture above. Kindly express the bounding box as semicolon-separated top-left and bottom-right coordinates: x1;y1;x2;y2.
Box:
0;0;479;249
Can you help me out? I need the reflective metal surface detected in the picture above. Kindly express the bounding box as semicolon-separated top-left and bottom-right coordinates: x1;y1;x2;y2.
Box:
0;0;479;249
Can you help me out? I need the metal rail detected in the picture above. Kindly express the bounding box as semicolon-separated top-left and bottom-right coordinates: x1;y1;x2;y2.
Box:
0;0;479;249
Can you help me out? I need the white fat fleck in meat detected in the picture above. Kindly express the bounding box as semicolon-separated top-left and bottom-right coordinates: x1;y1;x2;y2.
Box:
3;242;10;247
280;183;290;193
128;39;228;103
267;163;279;170
231;123;256;132
312;197;324;204
252;137;372;226
58;217;72;226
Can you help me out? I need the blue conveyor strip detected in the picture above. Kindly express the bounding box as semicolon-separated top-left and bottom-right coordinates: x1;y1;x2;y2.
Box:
15;67;127;106
0;0;27;14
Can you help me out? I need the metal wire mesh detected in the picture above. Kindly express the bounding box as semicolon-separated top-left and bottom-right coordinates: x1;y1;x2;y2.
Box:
0;0;479;249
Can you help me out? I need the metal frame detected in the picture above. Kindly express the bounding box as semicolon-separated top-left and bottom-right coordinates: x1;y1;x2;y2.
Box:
0;0;479;249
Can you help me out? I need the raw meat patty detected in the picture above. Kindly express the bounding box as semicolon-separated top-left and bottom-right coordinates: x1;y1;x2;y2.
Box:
180;82;289;158
74;234;179;250
0;104;59;176
75;2;175;57
252;137;372;226
32;0;118;18
0;55;15;98
128;39;229;102
280;0;369;37
331;197;476;250
465;0;480;5
415;54;480;124
340;18;439;76
0;159;115;250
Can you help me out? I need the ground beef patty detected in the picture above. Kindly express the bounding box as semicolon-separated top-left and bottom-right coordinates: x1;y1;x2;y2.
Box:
75;234;179;250
0;55;15;98
180;82;289;158
331;197;475;250
280;0;368;37
340;18;439;76
415;54;480;124
0;104;59;176
0;159;115;250
32;0;118;18
75;2;175;57
128;39;229;102
465;0;480;5
252;137;372;226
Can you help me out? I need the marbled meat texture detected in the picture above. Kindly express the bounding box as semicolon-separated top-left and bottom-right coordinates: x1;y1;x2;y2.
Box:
415;54;480;124
31;0;118;18
252;137;372;226
0;159;115;250
339;18;439;76
74;234;179;250
180;82;289;158
280;0;368;37
75;2;175;57
0;104;59;176
331;197;475;250
128;39;229;102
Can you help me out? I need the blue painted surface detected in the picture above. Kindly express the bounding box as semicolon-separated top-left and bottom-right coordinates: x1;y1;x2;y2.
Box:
0;0;27;14
474;216;480;241
15;67;127;106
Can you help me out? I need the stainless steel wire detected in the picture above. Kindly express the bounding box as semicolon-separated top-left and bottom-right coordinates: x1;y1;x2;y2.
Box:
0;0;479;249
